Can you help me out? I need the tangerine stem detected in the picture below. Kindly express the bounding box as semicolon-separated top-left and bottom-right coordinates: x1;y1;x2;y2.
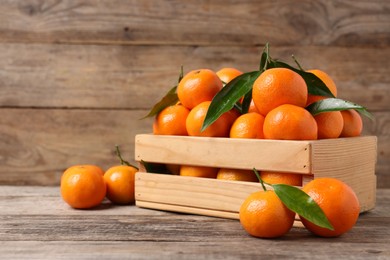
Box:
115;145;138;170
253;168;267;191
292;55;304;71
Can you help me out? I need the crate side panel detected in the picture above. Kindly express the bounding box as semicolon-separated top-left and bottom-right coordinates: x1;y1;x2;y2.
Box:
135;172;264;213
311;136;377;175
135;134;311;173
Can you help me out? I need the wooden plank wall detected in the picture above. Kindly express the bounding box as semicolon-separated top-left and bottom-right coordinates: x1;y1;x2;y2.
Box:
0;0;389;187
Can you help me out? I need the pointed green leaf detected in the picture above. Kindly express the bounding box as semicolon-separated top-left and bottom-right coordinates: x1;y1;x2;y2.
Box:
201;71;262;131
273;184;334;230
307;98;374;120
241;91;252;114
270;60;335;98
259;43;271;71
141;86;178;119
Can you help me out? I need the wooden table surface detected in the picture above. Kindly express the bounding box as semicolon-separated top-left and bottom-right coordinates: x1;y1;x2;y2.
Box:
1;186;389;259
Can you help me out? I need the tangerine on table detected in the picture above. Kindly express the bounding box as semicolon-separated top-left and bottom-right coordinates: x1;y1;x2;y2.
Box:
263;104;318;140
153;104;190;136
230;112;265;139
180;165;219;178
306;69;338;106
60;165;106;209
260;171;302;186
314;111;344;139
217;168;258;182
340;109;363;137
252;68;308;116
186;101;233;137
104;165;138;205
239;190;296;238
300;178;360;237
216;67;243;84
177;69;223;109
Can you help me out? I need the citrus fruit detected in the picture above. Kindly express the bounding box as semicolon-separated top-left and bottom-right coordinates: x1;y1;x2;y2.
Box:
104;165;138;205
248;99;260;113
239;190;296;238
314;111;344;139
306;69;338;106
217;168;258;182
186;101;233;137
230;112;265;139
60;165;106;209
300;178;360;237
216;67;243;84
261;171;302;186
180;165;219;178
263;104;318;140
252;68;308;116
153;104;190;136
340;109;363;137
177;69;223;109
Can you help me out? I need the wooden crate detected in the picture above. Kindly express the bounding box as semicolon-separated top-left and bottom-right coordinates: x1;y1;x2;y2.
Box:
134;134;377;221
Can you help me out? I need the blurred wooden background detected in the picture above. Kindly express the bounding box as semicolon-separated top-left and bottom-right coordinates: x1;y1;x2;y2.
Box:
0;0;389;187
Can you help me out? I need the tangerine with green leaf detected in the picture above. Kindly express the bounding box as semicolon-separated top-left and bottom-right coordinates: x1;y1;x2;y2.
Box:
306;69;338;106
186;101;233;137
300;178;360;237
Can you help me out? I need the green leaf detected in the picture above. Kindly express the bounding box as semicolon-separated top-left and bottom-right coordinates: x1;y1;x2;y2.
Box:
307;98;374;120
272;184;334;230
259;43;270;71
241;91;252;114
270;60;335;98
201;71;262;131
141;86;178;119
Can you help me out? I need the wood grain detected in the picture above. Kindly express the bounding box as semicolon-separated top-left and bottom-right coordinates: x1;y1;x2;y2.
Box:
0;186;389;259
0;0;388;46
0;43;389;110
135;134;311;173
0;108;153;185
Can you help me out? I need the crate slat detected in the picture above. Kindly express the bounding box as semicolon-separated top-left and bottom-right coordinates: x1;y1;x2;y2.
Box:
135;134;311;174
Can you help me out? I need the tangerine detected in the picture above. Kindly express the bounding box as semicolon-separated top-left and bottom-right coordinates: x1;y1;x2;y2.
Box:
263;104;318;140
314;111;344;139
252;68;308;116
177;69;223;109
300;178;360;237
217;168;258;182
153;104;190;136
306;69;338;106
239;190;295;238
261;171;302;186
340;109;363;137
186;101;233;137
180;165;219;178
60;165;106;209
230;112;265;139
216;67;243;84
104;165;138;205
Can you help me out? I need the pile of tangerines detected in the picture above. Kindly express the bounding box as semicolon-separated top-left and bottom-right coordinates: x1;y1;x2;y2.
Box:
152;65;363;238
61;148;138;209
